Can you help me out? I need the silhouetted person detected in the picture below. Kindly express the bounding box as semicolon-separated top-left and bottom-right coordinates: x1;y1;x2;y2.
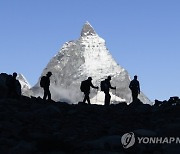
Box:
129;75;140;102
80;77;98;104
40;72;52;101
6;72;21;99
102;76;116;106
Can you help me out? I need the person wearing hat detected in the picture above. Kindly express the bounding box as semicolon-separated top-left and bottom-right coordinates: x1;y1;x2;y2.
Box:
81;77;98;104
103;76;116;106
41;71;52;101
129;75;140;102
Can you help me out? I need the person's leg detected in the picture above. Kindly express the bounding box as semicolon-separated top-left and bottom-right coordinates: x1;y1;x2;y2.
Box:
47;88;51;100
83;92;87;103
43;88;47;100
107;93;111;105
86;93;90;104
105;93;111;105
104;93;106;105
105;92;109;106
132;91;138;102
135;92;138;101
83;92;90;104
46;87;51;100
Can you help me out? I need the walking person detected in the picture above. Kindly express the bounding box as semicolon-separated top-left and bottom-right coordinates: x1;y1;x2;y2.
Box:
129;75;140;102
101;76;116;106
80;77;98;104
40;72;52;101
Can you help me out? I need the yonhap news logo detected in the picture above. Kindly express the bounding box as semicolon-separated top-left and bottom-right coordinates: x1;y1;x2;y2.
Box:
121;132;135;148
121;132;180;149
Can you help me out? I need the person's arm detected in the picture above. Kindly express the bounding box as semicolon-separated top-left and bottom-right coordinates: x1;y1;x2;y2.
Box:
90;82;98;89
110;82;116;90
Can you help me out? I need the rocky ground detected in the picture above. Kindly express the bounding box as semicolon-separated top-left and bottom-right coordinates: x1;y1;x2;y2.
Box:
0;96;180;154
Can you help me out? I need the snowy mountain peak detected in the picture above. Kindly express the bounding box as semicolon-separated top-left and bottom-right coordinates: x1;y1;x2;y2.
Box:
17;74;31;91
81;21;97;37
29;22;152;105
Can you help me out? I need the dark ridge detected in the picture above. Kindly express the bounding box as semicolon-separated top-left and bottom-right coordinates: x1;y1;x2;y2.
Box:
0;96;179;153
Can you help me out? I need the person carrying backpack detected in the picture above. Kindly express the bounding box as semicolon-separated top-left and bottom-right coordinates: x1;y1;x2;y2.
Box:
80;77;98;104
101;76;116;106
40;72;52;101
129;75;140;102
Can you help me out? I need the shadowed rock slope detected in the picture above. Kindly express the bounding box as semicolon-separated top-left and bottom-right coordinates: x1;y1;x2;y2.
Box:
0;96;180;153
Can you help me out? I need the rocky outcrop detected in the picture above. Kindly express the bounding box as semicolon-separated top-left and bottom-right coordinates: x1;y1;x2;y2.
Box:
0;96;179;153
0;73;30;99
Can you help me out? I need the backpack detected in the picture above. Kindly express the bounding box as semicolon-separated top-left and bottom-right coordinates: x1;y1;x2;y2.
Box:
129;80;138;91
80;80;88;92
100;80;107;91
40;76;46;88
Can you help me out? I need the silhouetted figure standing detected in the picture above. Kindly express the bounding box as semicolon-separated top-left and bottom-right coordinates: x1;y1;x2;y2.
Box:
102;76;116;106
80;77;98;104
40;72;52;101
6;72;21;99
129;75;140;102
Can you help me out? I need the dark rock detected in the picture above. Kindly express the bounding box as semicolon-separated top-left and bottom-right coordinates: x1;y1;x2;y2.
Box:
162;144;180;154
134;104;152;114
157;123;180;136
0;95;179;153
134;129;157;137
82;135;122;151
10;141;36;154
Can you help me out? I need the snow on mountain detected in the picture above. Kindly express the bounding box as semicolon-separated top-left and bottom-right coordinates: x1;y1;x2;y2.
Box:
29;22;152;105
91;91;126;105
17;74;31;93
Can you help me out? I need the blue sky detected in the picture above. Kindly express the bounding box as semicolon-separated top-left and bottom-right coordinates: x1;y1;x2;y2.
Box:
1;0;180;101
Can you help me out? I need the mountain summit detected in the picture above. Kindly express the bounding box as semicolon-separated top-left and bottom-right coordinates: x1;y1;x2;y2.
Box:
29;22;151;104
81;21;96;37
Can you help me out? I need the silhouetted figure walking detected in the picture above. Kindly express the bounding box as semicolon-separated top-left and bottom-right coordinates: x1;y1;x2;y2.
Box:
40;72;52;101
6;72;21;99
80;77;98;104
129;75;140;102
101;76;116;106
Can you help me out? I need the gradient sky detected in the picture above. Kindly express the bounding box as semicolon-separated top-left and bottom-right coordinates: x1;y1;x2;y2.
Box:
1;0;180;102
